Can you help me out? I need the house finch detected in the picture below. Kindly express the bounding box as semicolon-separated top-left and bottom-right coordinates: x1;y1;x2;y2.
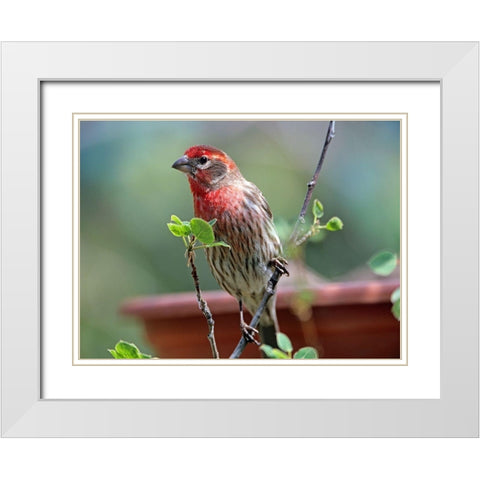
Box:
172;145;287;349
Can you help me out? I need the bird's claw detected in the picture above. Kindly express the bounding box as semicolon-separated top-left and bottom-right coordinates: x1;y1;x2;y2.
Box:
241;323;260;345
269;257;289;276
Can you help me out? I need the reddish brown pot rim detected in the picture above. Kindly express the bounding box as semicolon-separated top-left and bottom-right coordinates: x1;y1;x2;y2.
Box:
120;279;400;321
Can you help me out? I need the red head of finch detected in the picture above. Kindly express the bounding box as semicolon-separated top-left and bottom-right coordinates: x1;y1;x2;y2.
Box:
172;145;284;347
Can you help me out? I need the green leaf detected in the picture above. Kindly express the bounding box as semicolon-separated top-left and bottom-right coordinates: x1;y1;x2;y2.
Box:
390;287;401;320
293;347;319;359
170;214;183;225
108;341;152;359
260;345;290;359
167;222;191;237
391;299;400;320
276;332;293;354
108;349;121;359
368;251;398;276
271;348;290;359
190;218;215;244
208;219;217;226
260;344;275;358
325;216;343;231
390;286;400;304
115;340;141;358
312;199;324;219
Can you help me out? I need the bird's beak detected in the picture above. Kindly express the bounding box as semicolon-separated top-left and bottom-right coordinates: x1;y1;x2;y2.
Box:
172;155;192;173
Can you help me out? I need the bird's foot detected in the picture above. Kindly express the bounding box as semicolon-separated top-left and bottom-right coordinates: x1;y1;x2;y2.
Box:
240;322;261;345
269;257;289;276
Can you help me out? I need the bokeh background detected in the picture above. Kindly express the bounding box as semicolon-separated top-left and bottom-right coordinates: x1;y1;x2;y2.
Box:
80;120;400;358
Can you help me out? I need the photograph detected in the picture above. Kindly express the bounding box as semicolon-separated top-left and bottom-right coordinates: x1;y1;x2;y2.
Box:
78;118;401;360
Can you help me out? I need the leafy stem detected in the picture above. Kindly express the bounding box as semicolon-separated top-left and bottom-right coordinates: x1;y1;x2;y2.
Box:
288;120;336;247
167;215;230;359
287;199;343;258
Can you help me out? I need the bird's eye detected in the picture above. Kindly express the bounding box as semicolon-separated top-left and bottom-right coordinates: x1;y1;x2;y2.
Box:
198;156;208;165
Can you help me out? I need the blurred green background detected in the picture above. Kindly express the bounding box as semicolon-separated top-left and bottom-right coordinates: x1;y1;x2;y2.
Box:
80;120;400;358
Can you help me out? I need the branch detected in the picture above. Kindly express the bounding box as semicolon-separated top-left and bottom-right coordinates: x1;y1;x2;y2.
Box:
288;121;336;246
229;266;284;359
229;121;336;359
294;224;318;248
187;248;220;359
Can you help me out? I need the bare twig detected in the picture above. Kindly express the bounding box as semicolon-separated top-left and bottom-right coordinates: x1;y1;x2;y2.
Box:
229;121;336;359
288;121;336;246
187;247;220;359
229;266;284;359
294;224;319;248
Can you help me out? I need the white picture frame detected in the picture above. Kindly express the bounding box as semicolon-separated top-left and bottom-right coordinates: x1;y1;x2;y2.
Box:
1;41;478;437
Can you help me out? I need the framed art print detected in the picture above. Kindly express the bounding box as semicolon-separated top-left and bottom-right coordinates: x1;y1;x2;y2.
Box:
1;42;478;436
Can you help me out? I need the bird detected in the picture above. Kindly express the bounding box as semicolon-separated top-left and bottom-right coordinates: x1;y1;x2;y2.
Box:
172;144;287;349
